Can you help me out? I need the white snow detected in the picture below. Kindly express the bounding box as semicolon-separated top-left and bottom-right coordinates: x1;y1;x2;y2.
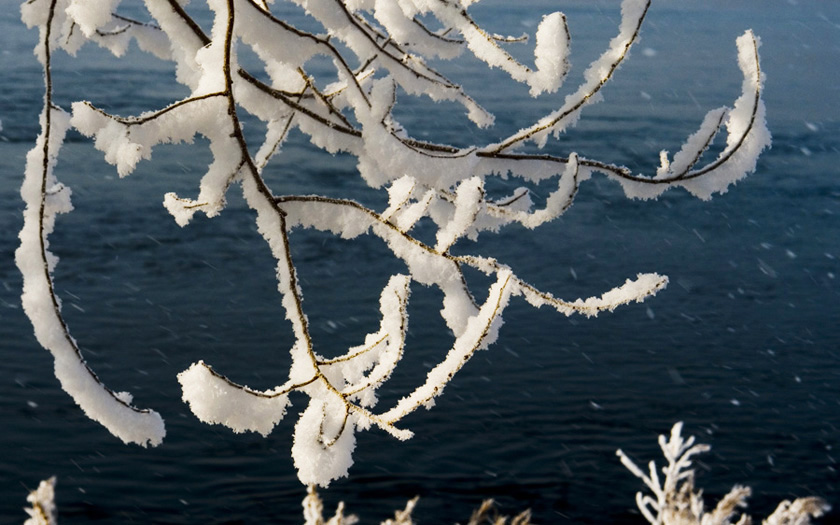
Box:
179;361;291;436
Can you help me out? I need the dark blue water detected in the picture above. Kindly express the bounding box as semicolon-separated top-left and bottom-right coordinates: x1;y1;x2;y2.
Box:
1;1;839;523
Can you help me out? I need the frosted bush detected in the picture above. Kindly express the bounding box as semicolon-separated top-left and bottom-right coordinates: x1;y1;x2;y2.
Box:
18;0;773;496
617;423;830;525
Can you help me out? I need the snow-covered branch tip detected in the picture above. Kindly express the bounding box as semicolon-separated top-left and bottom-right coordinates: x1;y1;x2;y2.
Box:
23;477;57;525
20;0;771;488
617;423;830;525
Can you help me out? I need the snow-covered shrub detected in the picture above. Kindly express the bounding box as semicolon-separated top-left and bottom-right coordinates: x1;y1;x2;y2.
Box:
617;423;830;525
18;0;771;492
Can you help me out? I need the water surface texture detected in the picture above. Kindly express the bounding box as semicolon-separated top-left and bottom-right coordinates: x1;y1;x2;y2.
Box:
1;1;838;523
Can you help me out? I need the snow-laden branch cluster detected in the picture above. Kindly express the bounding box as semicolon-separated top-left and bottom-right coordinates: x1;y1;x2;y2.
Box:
18;0;770;486
617;423;830;525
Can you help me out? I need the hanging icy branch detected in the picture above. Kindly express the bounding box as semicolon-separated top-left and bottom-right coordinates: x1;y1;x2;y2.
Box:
487;0;650;152
20;0;772;488
16;0;165;448
615;30;771;200
375;0;572;96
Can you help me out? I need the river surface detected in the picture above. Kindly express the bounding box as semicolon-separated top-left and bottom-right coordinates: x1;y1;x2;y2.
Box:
0;1;838;523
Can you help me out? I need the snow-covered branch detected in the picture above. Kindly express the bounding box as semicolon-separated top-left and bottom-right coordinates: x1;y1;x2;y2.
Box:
23;477;57;525
18;0;771;489
618;423;830;525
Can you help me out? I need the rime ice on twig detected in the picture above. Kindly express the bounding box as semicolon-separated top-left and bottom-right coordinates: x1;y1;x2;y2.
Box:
20;0;770;487
465;499;533;525
301;486;533;525
303;485;360;525
23;477;57;525
17;0;165;447
764;499;832;525
617;423;830;525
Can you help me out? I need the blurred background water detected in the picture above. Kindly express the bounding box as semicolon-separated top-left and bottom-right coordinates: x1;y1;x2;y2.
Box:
1;1;838;523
